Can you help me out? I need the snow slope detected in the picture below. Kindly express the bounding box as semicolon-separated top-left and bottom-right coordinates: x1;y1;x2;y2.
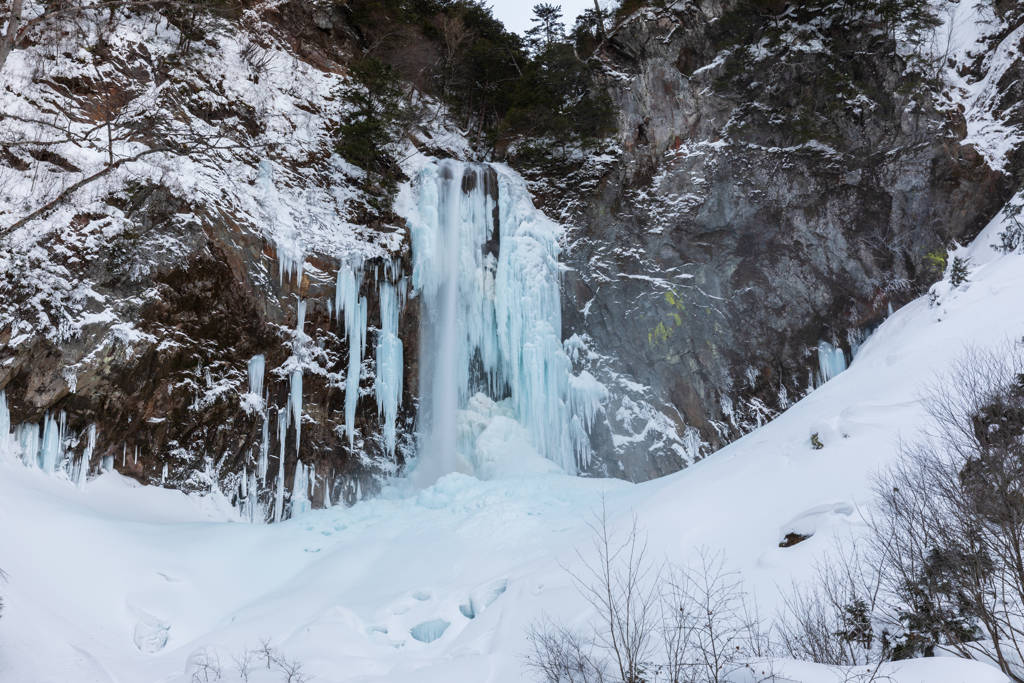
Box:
2;201;1023;682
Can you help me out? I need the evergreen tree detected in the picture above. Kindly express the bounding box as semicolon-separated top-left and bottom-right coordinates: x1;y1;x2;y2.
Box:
333;56;409;210
950;256;970;287
525;3;565;54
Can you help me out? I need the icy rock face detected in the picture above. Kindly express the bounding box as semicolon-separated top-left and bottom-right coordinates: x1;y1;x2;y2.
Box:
0;11;415;508
405;161;607;479
540;0;1021;480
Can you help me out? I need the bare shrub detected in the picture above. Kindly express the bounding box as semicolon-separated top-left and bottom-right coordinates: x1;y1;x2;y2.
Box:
665;548;775;683
274;652;311;683
776;539;886;667
238;36;276;78
190;647;222;683
257;635;278;670
566;501;659;683
524;617;609;683
231;647;257;682
868;342;1024;680
526;500;775;683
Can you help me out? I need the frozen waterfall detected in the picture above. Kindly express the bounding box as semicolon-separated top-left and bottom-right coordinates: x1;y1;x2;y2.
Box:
405;160;606;481
816;341;848;385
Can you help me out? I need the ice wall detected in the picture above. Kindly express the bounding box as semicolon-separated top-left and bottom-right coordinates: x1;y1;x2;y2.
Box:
406;160;606;478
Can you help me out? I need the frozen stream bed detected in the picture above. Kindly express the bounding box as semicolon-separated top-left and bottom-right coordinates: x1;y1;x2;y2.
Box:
1;208;1023;683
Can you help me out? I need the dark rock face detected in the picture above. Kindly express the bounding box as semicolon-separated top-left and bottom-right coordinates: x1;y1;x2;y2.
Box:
543;1;1018;480
0;5;417;510
0;180;418;505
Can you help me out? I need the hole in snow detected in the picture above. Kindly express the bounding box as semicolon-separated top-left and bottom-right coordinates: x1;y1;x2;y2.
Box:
369;625;388;635
410;619;450;643
461;579;509;619
391;604;410;615
412;590;431;601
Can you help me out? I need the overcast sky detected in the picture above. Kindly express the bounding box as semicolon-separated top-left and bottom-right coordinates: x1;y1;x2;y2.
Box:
486;0;597;36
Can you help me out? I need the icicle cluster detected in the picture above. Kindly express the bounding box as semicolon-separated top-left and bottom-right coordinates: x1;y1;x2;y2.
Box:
256;159;305;286
407;160;608;475
274;409;287;523
78;424;96;490
0;390;9;455
375;282;403;457
816;341;848;386
336;264;369;446
258;410;269;483
291;460;311;517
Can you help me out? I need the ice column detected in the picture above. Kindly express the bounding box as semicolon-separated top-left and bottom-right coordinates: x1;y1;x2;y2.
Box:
39;411;64;474
336;264;368;446
290;369;302;457
258;409;269;483
78;424;96;490
248;355;265;404
567;372;610;468
16;422;41;468
291;460;310;517
0;390;8;455
274;408;287;523
249;471;261;522
291;299;305;459
375;282;403;456
817;341;848;385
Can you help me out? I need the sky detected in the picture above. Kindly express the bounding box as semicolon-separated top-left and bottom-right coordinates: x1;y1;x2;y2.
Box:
487;0;598;36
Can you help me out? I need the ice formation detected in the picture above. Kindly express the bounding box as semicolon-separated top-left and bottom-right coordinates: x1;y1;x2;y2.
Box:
375;282;403;456
406;160;606;478
0;390;8;455
336;264;369;446
817;341;848;385
258;409;269;483
248;354;265;409
322;469;332;509
256;159;305;286
290;369;302;457
291;460;310;517
289;299;306;459
78;424;96;490
274;408;287;523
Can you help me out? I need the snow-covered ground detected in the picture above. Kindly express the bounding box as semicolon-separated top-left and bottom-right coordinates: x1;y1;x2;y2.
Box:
2;189;1022;683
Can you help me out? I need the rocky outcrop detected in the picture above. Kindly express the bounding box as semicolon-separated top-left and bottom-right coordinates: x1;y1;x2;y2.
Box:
539;0;1021;480
0;5;416;508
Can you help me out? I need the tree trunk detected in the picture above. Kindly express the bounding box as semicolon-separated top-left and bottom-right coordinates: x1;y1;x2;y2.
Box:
0;0;26;77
